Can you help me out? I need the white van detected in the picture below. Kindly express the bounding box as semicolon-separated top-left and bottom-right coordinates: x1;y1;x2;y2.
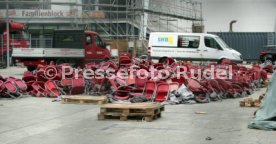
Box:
148;32;243;62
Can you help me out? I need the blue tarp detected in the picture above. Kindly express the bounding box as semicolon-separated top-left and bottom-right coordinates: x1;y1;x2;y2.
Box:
248;72;276;130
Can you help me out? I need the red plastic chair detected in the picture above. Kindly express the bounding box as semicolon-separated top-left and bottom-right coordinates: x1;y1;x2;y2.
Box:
0;80;5;92
119;52;131;58
186;79;210;103
119;56;132;67
135;70;149;88
171;76;187;85
45;80;62;98
22;71;36;82
154;83;170;102
4;81;18;98
113;86;133;100
169;82;179;91
61;79;72;87
144;81;156;100
60;78;85;95
0;80;18;98
71;78;85;95
30;81;46;97
6;77;27;92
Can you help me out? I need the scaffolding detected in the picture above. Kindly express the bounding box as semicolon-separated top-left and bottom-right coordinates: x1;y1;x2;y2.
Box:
0;0;203;56
81;0;203;38
80;0;203;55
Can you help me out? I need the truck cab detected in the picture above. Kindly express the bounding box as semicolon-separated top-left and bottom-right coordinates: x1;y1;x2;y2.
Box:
83;31;111;62
148;32;243;63
259;45;276;63
0;20;29;66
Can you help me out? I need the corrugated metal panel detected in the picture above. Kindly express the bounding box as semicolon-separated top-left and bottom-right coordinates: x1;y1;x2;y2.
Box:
208;32;276;60
274;33;276;45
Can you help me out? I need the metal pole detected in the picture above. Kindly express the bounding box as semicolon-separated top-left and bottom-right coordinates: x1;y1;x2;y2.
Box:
1;35;3;64
12;34;14;49
29;34;31;48
6;1;9;68
167;17;169;32
116;0;119;53
126;0;128;50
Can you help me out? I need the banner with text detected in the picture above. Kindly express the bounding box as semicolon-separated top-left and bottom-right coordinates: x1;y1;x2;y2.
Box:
0;9;79;18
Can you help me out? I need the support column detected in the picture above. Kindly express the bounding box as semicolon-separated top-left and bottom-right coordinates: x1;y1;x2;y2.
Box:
39;29;44;48
139;0;149;40
95;0;99;11
6;2;9;67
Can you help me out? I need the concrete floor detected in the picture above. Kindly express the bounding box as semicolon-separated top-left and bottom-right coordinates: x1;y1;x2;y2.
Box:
0;67;275;144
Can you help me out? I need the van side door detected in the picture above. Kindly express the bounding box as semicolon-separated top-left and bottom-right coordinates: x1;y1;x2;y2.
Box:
177;35;203;60
202;36;224;60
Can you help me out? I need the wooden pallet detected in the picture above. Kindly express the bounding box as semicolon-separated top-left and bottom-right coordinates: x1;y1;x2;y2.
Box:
98;103;165;122
61;95;108;105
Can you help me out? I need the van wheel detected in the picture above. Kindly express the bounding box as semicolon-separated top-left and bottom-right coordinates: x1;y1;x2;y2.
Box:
27;66;36;72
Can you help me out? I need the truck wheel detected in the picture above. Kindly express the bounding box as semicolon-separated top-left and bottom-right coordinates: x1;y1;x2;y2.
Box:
0;55;7;68
11;57;16;66
0;55;14;67
158;57;168;63
103;58;110;62
217;58;224;64
68;59;78;67
263;55;273;64
56;59;68;65
27;66;36;72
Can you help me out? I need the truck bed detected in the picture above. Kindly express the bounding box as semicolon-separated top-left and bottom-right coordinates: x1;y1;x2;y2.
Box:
12;48;84;58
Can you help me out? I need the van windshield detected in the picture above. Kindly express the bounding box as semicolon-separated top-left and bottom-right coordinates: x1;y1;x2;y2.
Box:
215;37;231;49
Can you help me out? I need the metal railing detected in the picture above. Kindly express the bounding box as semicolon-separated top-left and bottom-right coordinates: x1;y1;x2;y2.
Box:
31;36;53;48
0;34;54;67
0;35;4;67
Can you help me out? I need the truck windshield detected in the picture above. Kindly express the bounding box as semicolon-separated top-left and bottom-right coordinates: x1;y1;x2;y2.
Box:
22;31;30;40
215;37;231;49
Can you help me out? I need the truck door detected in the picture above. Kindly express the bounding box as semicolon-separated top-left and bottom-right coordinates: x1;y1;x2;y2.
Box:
84;34;94;61
202;36;224;60
93;34;106;60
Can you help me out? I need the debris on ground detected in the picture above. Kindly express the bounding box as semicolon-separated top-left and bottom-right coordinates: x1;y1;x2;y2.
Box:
195;111;207;114
240;93;265;107
205;136;212;141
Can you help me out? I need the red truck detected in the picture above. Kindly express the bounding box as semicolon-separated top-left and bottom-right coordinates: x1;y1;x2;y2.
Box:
12;30;112;71
0;20;30;67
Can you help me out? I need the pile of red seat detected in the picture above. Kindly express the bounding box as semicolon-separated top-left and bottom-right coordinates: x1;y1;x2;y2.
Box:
0;76;27;98
0;53;272;104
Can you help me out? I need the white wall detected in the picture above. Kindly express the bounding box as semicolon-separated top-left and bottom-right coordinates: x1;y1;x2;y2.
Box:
202;0;276;32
